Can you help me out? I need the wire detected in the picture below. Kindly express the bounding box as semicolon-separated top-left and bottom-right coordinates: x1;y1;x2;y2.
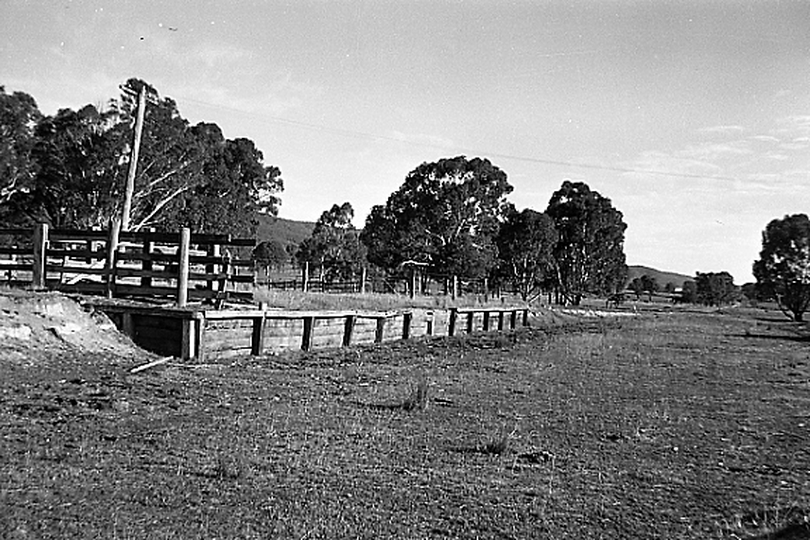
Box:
176;94;738;182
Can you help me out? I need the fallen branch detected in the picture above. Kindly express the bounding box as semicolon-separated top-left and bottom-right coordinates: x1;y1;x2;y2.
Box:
129;356;172;374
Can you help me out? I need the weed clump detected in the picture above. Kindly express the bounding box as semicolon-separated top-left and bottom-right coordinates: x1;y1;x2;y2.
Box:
401;376;430;412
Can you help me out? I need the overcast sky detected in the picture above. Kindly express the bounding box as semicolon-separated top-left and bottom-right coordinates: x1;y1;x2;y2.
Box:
3;0;810;282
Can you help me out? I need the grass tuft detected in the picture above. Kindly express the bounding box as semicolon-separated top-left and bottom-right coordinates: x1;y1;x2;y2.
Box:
400;376;430;412
480;431;512;456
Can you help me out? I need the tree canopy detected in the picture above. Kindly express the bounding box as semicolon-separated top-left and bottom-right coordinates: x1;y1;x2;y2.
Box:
694;271;739;306
545;181;627;304
753;213;810;321
361;156;513;280
495;208;557;301
297;202;366;283
0;79;283;237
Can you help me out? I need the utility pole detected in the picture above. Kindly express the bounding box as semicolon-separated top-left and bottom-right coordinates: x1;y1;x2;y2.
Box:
120;84;146;232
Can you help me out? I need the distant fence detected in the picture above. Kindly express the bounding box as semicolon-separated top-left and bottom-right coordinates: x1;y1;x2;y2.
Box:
0;224;255;305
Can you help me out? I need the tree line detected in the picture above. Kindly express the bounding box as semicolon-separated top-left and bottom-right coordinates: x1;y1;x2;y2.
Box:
4;81;806;314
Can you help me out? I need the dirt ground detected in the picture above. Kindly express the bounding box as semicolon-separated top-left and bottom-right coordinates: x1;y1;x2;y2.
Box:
1;291;809;539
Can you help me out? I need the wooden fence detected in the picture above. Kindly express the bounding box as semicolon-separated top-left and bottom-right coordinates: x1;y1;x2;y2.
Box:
0;224;255;305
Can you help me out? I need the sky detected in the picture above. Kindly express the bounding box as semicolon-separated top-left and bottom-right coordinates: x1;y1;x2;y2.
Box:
2;0;810;283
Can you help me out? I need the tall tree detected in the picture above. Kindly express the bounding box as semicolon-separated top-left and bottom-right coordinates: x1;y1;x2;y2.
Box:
22;104;126;228
694;271;739;306
297;202;366;283
0;86;42;212
546;181;627;305
753;213;810;321
361;156;513;279
495;208;557;301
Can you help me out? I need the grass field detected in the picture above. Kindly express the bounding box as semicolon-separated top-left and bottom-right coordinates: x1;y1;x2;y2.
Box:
1;305;809;539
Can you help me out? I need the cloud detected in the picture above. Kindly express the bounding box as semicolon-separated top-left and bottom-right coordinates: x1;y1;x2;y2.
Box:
698;125;746;136
677;140;752;161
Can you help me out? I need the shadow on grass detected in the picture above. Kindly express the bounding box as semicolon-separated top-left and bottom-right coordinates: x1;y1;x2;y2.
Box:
737;332;810;343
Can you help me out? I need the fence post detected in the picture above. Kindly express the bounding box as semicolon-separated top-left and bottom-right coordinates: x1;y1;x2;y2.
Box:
141;228;154;288
448;307;457;337
510;309;518;330
32;223;49;289
466;311;474;334
360;267;367;294
452;275;458;300
402;311;412;340
343;314;356;347
302;316;315;351
522;308;529;327
375;316;386;343
104;218;120;298
302;261;309;292
251;313;266;355
483;311;490;332
177;227;190;307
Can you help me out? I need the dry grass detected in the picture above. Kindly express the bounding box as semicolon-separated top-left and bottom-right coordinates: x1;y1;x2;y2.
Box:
253;288;520;312
2;306;810;538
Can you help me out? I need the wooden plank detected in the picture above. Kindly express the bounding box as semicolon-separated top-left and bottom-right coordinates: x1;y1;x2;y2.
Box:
181;319;196;360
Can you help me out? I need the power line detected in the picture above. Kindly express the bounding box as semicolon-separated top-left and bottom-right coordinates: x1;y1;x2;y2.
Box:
176;94;738;183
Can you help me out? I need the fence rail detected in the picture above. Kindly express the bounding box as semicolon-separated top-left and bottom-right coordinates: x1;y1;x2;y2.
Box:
0;224;255;305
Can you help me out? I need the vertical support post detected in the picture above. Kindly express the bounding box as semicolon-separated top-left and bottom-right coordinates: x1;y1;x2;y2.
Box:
121;313;135;337
177;227;190;307
510;310;518;330
484;278;489;302
522;308;529;327
448;308;458;337
104;219;120;298
402;311;413;340
466;311;474;334
207;243;221;292
483;311;491;332
452;275;458;300
302;261;310;292
497;311;505;331
409;266;416;299
251;314;266;355
141;229;153;288
375;316;386;343
302;316;314;351
343;314;356;347
181;318;196;360
426;311;434;336
32;223;49;289
360;267;367;294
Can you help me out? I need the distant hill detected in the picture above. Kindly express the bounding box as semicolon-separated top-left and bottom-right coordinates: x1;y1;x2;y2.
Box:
256;215;314;252
627;265;693;288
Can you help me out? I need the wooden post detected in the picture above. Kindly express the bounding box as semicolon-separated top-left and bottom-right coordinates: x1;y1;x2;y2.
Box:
426;311;434;336
122;313;135;337
343;314;356;347
409;266;416;299
251;314;266;355
484;278;489;302
302;316;315;351
207;243;221;292
522;308;529;327
120;84;146;232
360;267;367;294
375;316;386;343
448;308;458;337
302;261;310;292
177;228;191;307
32;223;48;289
497;311;505;331
402;311;412;340
466;311;474;334
104;218;120;298
181;319;196;360
483;311;490;332
452;275;458;300
510;310;518;330
141;229;153;288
